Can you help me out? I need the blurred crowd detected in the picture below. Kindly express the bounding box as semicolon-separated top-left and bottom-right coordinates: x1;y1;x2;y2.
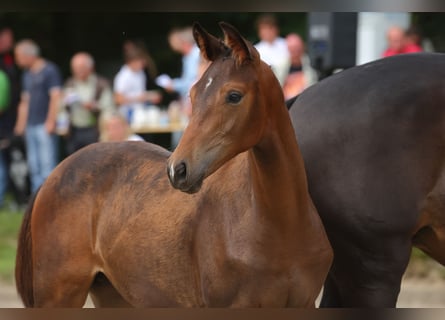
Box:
0;14;432;210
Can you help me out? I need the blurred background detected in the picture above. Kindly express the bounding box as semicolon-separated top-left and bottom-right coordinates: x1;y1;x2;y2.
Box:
0;12;444;79
1;12;445;307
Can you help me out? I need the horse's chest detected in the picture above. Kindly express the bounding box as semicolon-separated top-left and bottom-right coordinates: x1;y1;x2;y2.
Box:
199;258;297;307
194;213;307;306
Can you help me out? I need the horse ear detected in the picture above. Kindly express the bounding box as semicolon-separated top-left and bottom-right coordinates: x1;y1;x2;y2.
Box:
192;22;226;62
219;21;259;65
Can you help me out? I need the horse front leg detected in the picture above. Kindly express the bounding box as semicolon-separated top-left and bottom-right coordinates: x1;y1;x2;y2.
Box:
319;273;342;307
320;237;412;307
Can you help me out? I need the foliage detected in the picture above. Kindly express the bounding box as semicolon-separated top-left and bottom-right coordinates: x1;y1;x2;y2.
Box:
412;13;445;52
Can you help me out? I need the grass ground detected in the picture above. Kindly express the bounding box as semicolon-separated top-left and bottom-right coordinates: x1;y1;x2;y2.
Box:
0;207;24;283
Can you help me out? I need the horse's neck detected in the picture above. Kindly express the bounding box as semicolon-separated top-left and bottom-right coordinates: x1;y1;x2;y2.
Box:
248;101;311;233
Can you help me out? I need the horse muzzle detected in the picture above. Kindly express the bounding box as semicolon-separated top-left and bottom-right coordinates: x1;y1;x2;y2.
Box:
167;160;203;194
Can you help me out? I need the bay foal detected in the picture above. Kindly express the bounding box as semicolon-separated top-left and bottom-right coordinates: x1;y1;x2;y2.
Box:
15;22;332;307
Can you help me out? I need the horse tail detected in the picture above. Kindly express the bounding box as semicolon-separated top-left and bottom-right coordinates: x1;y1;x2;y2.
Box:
15;187;40;307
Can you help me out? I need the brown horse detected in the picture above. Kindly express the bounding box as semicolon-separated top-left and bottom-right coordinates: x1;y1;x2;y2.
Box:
15;22;332;308
288;52;445;307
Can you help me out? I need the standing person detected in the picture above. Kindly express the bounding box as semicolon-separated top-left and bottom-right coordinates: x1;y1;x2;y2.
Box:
13;39;62;193
123;39;158;89
254;14;290;87
381;25;423;57
0;69;9;113
0;23;28;209
155;26;202;148
0;24;17;142
156;26;201;115
282;33;318;100
113;48;161;125
403;25;424;53
61;52;115;155
382;26;406;57
0;68;10;209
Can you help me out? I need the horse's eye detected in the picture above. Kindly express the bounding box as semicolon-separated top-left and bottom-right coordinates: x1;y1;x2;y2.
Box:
226;91;243;104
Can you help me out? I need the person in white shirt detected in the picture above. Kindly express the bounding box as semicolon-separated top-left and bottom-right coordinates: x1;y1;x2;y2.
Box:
254;14;291;87
113;48;161;124
282;33;318;100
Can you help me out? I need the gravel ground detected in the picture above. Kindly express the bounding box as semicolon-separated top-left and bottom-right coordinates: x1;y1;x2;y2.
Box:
398;279;445;307
2;278;445;308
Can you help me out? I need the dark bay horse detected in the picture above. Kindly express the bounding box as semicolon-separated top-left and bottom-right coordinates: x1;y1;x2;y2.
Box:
289;53;445;307
15;22;332;307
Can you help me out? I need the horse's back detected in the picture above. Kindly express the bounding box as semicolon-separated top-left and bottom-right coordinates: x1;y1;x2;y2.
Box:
290;53;445;238
51;141;171;194
33;141;172;234
33;140;173;249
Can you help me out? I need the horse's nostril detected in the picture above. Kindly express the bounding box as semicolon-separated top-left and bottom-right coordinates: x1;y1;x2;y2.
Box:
174;162;187;181
168;161;189;189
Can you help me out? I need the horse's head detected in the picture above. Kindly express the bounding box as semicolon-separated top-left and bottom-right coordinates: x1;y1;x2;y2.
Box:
167;22;280;194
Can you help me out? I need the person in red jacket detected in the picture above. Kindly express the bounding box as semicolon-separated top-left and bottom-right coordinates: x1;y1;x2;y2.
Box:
382;25;423;58
403;25;423;53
